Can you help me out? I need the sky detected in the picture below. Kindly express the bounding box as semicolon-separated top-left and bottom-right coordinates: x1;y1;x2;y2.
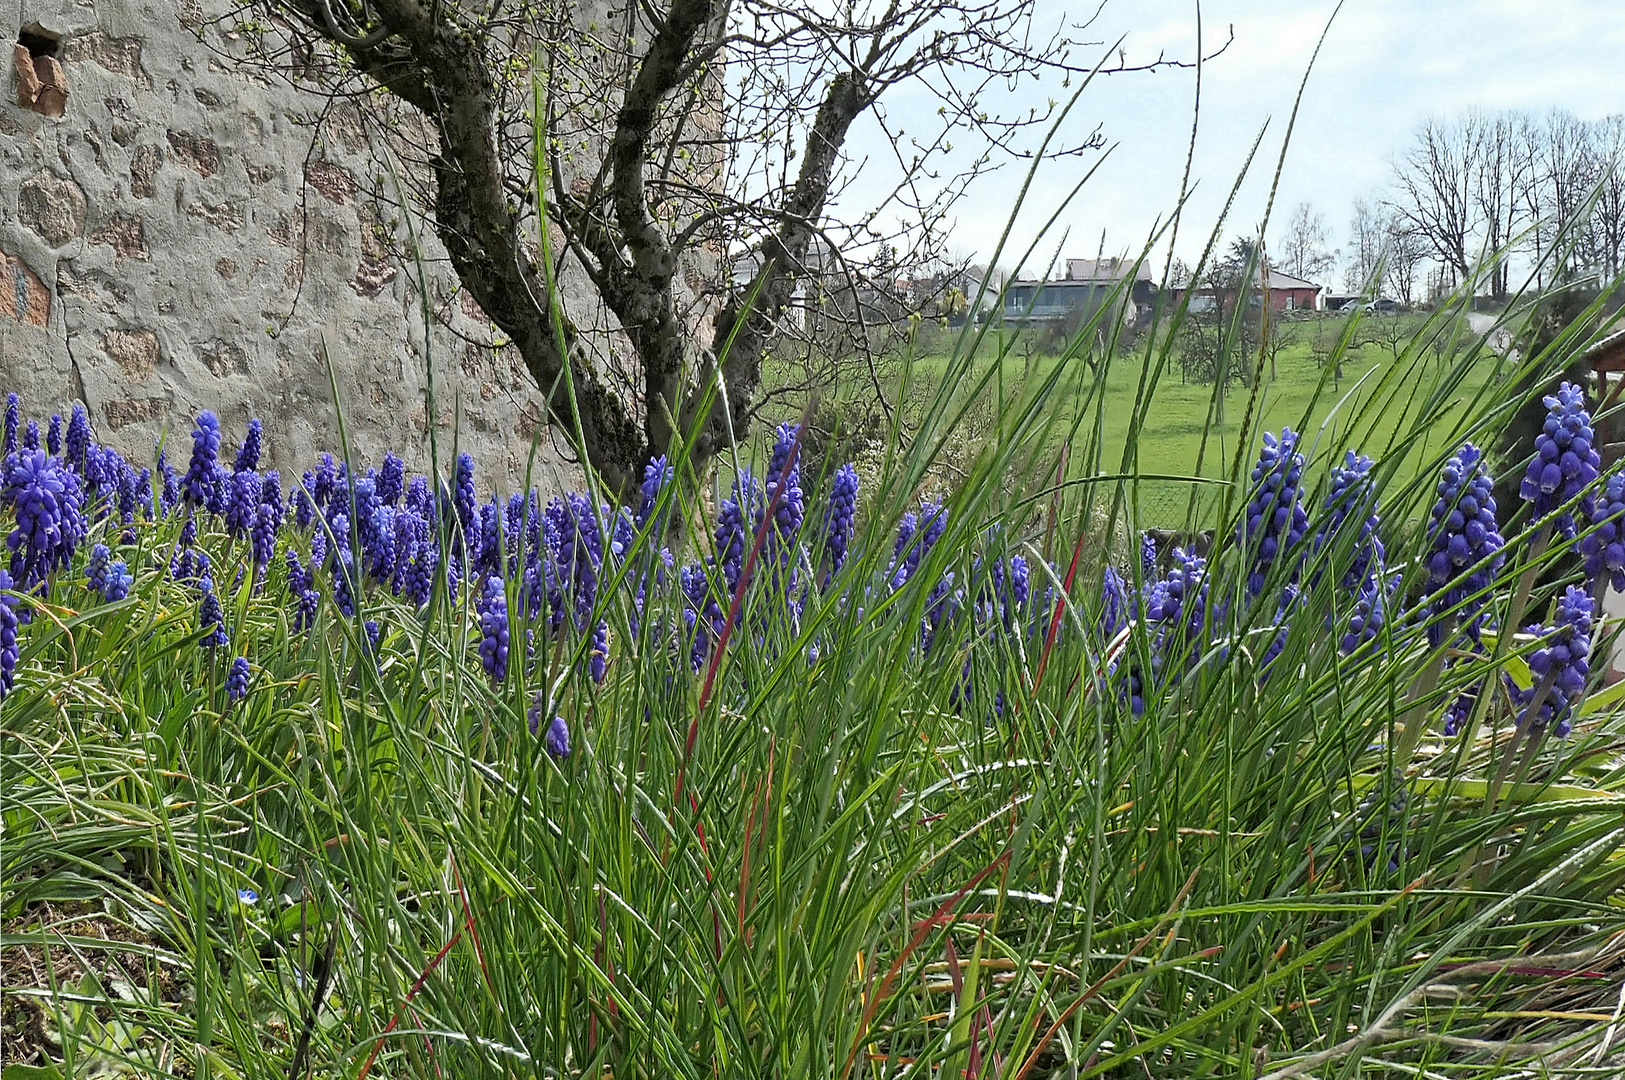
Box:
836;0;1625;281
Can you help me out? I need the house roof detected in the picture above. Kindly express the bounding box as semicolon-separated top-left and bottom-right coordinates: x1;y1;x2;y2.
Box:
1265;269;1322;291
1064;257;1153;284
1008;276;1107;288
1585;325;1625;372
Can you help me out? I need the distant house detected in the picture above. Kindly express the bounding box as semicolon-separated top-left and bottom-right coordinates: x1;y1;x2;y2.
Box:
1266;270;1324;311
1176;269;1325;314
1000;258;1157;330
730;246;989;334
731;248;816;333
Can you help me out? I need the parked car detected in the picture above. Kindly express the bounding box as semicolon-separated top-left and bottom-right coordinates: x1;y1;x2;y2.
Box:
1339;297;1400;314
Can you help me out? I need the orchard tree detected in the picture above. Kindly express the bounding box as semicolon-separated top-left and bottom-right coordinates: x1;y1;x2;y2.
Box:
247;0;1223;498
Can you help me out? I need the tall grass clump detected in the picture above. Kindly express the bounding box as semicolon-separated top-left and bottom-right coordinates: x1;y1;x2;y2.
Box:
4;265;1625;1079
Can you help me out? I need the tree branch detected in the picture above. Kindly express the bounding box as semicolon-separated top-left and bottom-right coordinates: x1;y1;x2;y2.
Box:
274;0;651;496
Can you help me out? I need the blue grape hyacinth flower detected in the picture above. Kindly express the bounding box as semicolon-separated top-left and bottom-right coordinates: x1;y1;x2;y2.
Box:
65;404;91;471
1443;679;1482;738
207;457;232;518
887;512;918;589
295;587;320;632
1101;565;1130;639
227;656;251;702
2;394;17;455
1241;428;1309;596
252;478;283;574
225;469;262;539
892;501;947;591
824;463;859;577
116;462;142;530
1424;444;1504;646
86;542;111;594
546;714;571;759
4;447;87;590
715;470;761;594
453;453;478;543
920;570;962;655
0;568;18;700
103;559;132;602
183;412;222;510
1144;546;1209;659
377;452;405;507
235;418;263;473
1520;585;1593;737
589;620;610;683
765;424;806;557
476;499;503;579
406;475;433;518
552;492;604;627
198;576;229;648
478;575;510;683
158;454;180;515
1520;382;1600;539
312;454;338;509
1316;450;1384;587
1340;565;1394;655
329;545;358;619
637;455;674;534
86;543;131;602
1259;584;1300;675
295;472;319;529
1581;472;1625;594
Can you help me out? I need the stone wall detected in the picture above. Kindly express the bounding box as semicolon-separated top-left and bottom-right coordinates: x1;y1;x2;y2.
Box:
0;0;588;493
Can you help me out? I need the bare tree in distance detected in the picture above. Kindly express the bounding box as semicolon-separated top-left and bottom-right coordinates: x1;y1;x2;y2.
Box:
1390;115;1479;291
1472;111;1528;301
1389;108;1625;302
1529;111;1601;284
1343;196;1384;295
1596;116;1625;281
238;0;1228;498
1384;222;1427;306
1277;202;1336;284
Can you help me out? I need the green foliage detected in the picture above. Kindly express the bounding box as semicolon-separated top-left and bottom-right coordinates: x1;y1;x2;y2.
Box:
5;269;1625;1080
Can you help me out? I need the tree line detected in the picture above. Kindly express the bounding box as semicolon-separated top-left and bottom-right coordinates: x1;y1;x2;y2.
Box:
1279;110;1624;306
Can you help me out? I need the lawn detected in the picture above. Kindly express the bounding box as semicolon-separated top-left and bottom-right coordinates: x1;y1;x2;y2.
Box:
767;311;1508;528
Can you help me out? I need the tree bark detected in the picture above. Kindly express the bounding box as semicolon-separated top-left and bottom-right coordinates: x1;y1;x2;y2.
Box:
283;0;652;497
